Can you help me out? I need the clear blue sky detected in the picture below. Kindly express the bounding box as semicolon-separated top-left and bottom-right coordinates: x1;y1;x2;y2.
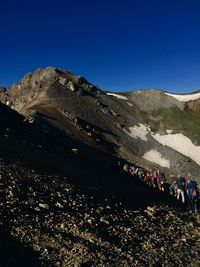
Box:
1;0;200;93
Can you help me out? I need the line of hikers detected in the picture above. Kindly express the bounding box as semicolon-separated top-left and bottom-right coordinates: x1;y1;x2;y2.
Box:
119;161;200;213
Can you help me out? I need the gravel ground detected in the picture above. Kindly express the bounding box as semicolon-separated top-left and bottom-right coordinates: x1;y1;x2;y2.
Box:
0;159;200;267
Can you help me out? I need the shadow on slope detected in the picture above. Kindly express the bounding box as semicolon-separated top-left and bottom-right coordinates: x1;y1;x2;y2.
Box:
0;227;44;267
0;131;182;212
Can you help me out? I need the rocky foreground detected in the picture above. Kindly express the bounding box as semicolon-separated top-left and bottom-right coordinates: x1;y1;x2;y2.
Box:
0;158;200;267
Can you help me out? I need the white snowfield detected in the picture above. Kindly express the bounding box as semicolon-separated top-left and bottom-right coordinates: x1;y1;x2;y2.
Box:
128;124;150;141
153;133;200;166
143;149;170;168
165;92;200;102
106;93;128;100
128;123;200;167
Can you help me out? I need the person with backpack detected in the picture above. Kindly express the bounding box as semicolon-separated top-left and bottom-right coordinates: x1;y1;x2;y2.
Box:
176;175;186;204
129;165;135;175
138;168;145;182
169;178;178;197
151;168;157;189
186;180;199;212
144;169;152;187
123;163;129;173
156;170;162;191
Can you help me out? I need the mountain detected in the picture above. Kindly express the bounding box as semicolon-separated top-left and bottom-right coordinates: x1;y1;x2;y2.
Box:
1;67;200;266
2;67;200;179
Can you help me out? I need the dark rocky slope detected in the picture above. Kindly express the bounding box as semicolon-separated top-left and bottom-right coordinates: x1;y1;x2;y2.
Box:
0;151;200;267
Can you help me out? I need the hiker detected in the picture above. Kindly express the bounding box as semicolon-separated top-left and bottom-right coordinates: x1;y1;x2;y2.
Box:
162;180;170;194
123;163;129;173
176;175;186;204
156;170;162;191
151;168;157;189
160;172;168;192
169;176;178;197
186;180;199;212
129;165;135;175
134;166;139;175
138;168;145;182
144;169;152;186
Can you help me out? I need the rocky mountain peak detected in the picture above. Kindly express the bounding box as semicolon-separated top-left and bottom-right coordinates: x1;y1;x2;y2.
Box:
9;67;57;91
9;66;99;94
3;67;100;112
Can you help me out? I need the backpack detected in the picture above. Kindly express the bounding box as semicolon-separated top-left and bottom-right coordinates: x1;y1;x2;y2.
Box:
123;164;129;172
187;180;198;199
190;181;198;198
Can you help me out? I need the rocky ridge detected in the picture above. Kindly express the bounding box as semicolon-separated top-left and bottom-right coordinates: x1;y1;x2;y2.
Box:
127;90;184;111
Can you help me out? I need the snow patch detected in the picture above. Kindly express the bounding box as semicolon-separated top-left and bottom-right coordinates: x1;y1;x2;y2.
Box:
143;150;170;168
152;133;200;166
127;102;133;106
166;129;173;134
128;124;150;141
106;93;128;100
127;123;200;167
165;92;200;102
